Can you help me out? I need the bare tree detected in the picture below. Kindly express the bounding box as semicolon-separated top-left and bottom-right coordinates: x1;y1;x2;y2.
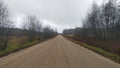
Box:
22;15;42;42
74;0;119;41
0;1;14;50
101;0;118;40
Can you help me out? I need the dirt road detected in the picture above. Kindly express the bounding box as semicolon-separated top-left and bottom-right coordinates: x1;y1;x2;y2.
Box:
0;35;120;68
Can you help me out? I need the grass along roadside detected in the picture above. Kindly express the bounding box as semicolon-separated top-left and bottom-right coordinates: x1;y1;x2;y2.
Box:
64;35;120;63
0;38;51;58
0;41;40;58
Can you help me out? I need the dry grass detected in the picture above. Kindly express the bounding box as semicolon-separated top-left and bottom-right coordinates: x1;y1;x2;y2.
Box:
0;36;40;57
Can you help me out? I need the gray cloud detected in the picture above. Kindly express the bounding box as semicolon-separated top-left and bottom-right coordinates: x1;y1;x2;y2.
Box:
5;0;103;33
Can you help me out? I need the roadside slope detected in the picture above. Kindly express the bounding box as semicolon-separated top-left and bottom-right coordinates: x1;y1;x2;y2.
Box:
0;35;120;68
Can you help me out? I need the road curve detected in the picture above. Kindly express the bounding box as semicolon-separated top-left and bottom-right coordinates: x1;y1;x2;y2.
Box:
0;35;120;68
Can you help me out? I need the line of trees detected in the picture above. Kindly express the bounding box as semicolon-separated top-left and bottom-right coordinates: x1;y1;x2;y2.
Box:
21;15;58;42
63;0;120;53
75;0;120;41
0;1;58;50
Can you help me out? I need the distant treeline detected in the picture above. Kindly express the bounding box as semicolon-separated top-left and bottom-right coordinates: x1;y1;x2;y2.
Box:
0;1;58;50
0;28;57;37
63;29;75;35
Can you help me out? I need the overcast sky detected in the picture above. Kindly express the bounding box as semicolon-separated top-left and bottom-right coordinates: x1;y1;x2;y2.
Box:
4;0;103;33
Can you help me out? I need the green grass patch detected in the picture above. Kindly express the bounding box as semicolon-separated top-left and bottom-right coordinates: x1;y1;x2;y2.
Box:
0;41;40;57
64;35;120;63
0;36;56;58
